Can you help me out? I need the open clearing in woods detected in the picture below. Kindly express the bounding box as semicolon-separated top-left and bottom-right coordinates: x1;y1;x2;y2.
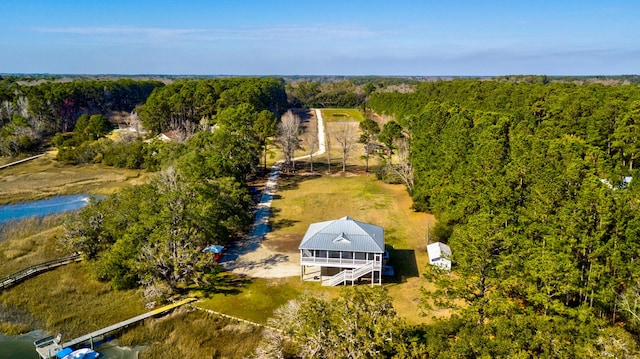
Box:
204;108;438;325
264;173;435;324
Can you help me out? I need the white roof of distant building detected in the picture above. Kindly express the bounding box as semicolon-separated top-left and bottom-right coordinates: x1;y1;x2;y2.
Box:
299;216;384;253
427;242;451;261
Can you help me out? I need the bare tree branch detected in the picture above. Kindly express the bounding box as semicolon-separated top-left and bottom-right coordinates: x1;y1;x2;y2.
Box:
277;110;301;172
333;122;357;173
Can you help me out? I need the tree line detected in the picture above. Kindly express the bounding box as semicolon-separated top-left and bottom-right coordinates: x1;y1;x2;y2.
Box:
0;77;162;156
366;79;640;357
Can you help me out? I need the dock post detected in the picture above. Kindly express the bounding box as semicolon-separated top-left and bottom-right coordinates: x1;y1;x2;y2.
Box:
90;336;93;349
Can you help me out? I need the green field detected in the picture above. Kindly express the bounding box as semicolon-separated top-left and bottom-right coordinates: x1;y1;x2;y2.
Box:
320;108;365;122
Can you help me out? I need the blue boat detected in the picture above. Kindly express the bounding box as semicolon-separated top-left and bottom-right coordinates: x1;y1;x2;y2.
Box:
56;347;100;359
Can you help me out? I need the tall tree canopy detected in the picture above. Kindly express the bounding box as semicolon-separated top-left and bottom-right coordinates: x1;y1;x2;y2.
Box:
370;79;640;357
138;78;287;137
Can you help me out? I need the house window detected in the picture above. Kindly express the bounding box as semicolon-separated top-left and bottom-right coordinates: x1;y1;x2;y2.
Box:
318;250;327;258
355;252;366;260
329;251;340;258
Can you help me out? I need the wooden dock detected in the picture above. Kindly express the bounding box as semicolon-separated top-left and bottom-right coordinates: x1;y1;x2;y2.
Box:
35;298;196;358
0;153;45;169
0;254;81;291
61;298;196;347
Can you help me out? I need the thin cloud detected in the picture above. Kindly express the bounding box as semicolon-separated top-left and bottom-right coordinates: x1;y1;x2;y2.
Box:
33;25;387;42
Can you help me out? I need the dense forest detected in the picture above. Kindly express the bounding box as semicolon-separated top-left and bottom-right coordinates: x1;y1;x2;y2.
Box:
369;80;640;357
0;76;163;155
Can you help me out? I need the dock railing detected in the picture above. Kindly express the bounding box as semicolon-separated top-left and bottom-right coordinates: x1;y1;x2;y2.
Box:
0;254;81;290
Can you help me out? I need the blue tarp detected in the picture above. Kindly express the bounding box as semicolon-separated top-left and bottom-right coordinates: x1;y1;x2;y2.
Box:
202;245;225;254
56;348;73;358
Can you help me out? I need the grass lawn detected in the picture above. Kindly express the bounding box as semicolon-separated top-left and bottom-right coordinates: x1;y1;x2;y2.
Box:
196;275;338;324
321;108;365;122
265;173;436;325
234;108;437;325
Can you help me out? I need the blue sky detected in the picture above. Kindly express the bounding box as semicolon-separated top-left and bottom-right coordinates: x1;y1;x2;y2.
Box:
1;0;638;75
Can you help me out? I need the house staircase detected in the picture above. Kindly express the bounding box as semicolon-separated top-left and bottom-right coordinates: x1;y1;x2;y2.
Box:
323;261;377;286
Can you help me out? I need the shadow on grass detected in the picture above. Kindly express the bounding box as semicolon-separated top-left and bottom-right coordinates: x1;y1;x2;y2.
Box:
269;207;299;230
194;273;253;297
293;108;313;124
386;248;419;283
276;172;319;191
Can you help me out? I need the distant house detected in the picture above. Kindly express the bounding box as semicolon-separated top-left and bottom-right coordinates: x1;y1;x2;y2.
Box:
154;130;184;143
299;216;384;286
427;242;452;271
364;144;389;156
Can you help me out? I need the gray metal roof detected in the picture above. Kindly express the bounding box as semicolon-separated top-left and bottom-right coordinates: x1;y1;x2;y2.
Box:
299;216;384;253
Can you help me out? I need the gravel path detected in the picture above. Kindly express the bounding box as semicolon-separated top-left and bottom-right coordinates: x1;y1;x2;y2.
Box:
221;109;326;278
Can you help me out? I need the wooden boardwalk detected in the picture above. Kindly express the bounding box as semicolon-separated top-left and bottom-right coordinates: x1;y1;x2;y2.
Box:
61;297;197;348
0;153;45;169
0;254;82;290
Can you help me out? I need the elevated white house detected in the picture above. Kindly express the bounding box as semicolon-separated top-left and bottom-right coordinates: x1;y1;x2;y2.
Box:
427;242;452;271
299;216;384;286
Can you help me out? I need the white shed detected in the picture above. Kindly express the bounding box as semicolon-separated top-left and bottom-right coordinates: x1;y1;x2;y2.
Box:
427;242;452;271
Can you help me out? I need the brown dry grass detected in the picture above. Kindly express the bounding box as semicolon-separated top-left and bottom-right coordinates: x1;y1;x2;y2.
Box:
263;233;303;253
260;109;440;324
0;153;152;205
268;172;437;325
0;216;68;277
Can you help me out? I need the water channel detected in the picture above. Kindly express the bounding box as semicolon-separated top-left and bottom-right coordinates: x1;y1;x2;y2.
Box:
0;194;91;224
0;331;143;359
0;196;142;357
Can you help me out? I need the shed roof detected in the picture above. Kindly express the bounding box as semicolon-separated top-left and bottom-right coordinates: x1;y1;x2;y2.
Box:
299;216;384;253
427;242;451;261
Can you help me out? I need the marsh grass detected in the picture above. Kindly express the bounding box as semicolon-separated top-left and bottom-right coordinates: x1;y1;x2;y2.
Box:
0;246;264;357
0;154;150;205
0;321;30;335
120;309;263;359
0;215;69;277
0;214;66;243
0;263;146;338
0;155;30;167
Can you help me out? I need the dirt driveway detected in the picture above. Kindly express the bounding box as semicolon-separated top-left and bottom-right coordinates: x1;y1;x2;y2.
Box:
220;109;325;278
